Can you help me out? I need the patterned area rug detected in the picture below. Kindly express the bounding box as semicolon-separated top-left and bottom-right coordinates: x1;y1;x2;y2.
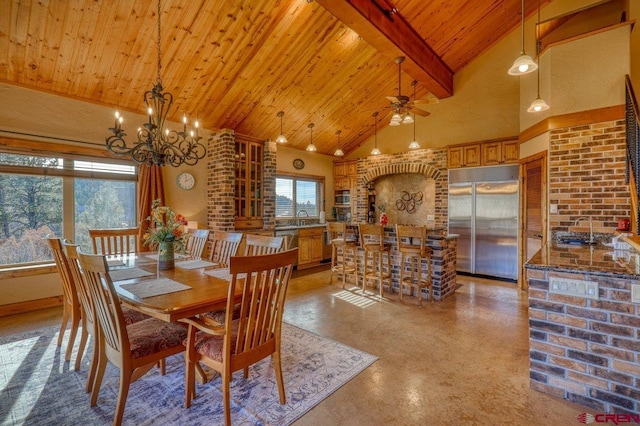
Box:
0;323;377;425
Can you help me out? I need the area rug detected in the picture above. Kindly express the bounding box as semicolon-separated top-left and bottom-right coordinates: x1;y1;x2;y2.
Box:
0;322;377;425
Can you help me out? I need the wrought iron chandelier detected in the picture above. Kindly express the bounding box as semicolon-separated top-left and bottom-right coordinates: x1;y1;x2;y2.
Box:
106;0;206;167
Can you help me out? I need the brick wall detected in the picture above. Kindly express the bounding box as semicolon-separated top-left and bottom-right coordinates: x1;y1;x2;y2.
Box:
549;119;630;238
527;268;640;413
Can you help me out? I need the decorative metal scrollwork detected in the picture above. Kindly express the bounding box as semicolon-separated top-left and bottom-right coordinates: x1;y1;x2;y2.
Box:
394;191;423;213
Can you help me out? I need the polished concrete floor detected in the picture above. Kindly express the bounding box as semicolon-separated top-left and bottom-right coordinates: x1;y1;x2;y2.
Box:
0;268;586;425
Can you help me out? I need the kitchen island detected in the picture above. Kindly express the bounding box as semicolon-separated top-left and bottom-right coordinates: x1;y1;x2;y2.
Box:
524;242;640;414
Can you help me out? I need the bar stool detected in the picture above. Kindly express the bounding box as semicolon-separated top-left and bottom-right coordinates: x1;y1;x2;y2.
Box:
358;224;392;298
396;224;433;306
327;222;358;288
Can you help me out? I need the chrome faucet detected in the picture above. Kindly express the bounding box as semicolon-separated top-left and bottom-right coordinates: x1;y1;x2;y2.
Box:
574;216;595;244
296;210;308;226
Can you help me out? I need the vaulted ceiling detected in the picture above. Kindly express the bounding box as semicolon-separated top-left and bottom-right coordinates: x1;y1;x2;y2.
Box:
0;0;548;156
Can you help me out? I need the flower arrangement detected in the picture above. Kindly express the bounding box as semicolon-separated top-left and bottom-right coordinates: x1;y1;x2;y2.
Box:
143;199;188;253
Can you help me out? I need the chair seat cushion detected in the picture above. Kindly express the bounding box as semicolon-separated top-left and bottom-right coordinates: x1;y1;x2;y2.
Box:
186;320;240;361
122;306;151;325
127;318;187;359
200;303;241;324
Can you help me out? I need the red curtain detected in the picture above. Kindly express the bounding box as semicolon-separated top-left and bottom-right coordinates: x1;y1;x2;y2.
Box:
137;163;164;252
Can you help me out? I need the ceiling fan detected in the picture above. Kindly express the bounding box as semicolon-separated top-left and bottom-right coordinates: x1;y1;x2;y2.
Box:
384;56;439;125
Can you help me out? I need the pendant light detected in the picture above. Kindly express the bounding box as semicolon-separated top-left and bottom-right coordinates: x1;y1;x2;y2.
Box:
371;112;381;155
508;0;537;76
527;0;550;113
275;111;287;143
333;130;344;157
306;123;317;152
408;81;420;149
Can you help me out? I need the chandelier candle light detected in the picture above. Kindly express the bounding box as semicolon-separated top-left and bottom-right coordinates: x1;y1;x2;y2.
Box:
106;0;206;167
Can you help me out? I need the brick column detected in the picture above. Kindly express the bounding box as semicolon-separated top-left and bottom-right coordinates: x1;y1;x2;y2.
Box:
207;129;235;232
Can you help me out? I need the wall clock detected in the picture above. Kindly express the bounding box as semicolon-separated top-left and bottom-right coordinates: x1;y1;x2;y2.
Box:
293;159;305;170
176;172;195;190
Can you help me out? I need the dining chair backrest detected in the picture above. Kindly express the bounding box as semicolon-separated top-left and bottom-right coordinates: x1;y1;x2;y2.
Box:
185;228;210;259
243;234;284;256
64;241;95;335
209;231;243;267
89;227;139;255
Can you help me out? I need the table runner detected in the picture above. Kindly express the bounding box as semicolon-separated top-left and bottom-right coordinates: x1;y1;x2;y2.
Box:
175;259;218;270
120;278;191;298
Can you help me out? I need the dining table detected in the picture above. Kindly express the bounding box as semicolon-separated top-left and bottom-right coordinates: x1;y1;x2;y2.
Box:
106;253;236;323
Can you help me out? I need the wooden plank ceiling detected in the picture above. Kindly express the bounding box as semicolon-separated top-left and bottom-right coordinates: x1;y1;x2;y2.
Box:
0;0;545;156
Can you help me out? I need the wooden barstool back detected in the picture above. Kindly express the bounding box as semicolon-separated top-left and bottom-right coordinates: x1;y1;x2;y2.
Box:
358;224;392;297
89;227;139;255
396;224;434;306
327;222;358;288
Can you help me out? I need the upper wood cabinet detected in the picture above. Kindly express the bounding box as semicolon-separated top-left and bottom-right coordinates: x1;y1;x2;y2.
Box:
449;139;518;169
333;160;357;189
234;136;263;229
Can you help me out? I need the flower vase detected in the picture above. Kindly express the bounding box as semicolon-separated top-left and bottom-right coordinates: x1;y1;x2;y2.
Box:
380;213;388;226
158;241;175;270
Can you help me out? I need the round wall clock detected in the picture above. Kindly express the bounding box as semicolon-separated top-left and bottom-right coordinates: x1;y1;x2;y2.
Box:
176;172;195;190
293;159;305;170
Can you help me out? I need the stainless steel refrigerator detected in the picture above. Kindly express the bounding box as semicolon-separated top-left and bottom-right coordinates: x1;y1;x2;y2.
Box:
448;165;519;281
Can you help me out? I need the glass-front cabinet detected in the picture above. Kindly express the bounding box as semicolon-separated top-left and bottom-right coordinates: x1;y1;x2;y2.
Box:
235;135;263;229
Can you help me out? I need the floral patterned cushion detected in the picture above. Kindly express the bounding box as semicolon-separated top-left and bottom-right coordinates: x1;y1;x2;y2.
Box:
127;318;187;359
122;306;150;325
200;303;241;324
185;320;240;362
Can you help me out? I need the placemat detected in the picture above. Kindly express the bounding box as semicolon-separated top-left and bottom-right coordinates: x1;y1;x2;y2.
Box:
204;268;233;282
120;278;191;299
108;267;154;282
175;259;218;270
106;259;126;267
145;253;190;261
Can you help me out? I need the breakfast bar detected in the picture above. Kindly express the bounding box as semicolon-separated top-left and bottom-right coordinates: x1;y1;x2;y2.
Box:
524;242;640;413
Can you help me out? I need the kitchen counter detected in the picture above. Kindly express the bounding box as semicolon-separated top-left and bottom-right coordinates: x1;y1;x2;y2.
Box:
525;242;640;279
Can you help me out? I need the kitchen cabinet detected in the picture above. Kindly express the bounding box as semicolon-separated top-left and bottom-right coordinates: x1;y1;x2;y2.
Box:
234;135;263;229
297;226;324;269
449;139;518;169
333;160;357;190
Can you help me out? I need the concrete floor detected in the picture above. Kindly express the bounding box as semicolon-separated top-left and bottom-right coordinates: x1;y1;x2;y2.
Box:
0;268;586;425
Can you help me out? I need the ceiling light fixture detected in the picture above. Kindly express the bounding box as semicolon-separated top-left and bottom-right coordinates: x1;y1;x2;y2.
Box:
389;110;402;126
527;0;550;113
333;130;344;157
306;123;317;152
408;82;420;149
106;0;205;167
275;111;288;143
508;0;537;76
371;112;381;156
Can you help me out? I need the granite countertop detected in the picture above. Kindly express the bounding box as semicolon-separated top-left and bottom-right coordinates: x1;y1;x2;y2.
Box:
525;242;640;279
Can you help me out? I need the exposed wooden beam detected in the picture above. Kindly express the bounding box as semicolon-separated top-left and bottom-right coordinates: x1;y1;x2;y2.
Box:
316;0;453;99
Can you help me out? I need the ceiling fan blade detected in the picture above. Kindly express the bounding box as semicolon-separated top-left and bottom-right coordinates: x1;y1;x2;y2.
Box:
386;96;401;104
411;108;430;117
413;95;440;106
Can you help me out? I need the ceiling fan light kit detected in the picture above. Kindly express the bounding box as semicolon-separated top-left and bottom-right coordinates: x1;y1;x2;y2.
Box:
508;0;537;76
105;0;206;167
275;111;288;143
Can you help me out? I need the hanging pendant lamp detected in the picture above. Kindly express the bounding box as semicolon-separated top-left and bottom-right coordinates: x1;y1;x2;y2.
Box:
371;112;381;155
508;0;537;76
306;123;317;152
527;0;549;113
275;111;288;143
408;81;420;149
333;130;344;157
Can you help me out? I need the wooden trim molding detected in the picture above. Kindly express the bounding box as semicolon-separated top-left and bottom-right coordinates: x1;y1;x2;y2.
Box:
0;296;63;318
519;105;625;143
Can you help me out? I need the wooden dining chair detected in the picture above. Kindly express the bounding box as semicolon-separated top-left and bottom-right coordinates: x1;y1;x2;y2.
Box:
243;234;284;256
185;228;210;259
89;227;139;255
77;251;187;426
47;238;81;363
64;241;149;393
208;231;243;267
182;248;298;426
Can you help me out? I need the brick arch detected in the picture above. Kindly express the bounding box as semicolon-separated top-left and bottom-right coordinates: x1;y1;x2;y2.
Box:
361;163;442;184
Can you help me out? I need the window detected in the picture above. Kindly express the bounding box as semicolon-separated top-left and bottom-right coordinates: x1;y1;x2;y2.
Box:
275;176;322;218
0;153;136;267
